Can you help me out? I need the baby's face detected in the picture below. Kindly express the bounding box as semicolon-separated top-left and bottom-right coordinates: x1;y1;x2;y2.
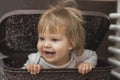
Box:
37;30;72;66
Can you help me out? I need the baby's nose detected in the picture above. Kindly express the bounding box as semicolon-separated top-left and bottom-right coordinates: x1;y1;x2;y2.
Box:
43;41;51;48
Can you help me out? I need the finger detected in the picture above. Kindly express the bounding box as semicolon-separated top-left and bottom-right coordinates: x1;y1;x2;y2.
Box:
30;65;37;75
26;65;32;73
81;66;86;74
78;65;83;74
33;65;38;75
88;65;93;72
85;65;93;73
84;66;89;74
37;65;40;73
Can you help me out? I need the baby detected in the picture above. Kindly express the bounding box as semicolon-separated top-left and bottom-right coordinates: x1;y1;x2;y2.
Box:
23;0;97;75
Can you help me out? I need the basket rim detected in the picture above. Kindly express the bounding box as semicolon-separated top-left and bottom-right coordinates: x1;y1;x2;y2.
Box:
3;65;113;73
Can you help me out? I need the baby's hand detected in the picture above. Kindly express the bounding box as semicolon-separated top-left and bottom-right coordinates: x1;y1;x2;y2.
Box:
78;62;93;74
26;64;41;75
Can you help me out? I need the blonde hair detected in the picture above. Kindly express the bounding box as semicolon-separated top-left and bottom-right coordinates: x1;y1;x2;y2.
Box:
38;0;86;55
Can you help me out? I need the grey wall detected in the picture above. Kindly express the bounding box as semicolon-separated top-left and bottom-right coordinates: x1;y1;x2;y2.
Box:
0;0;49;18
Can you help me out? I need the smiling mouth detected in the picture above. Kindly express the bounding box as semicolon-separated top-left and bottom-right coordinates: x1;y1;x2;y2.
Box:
44;51;55;57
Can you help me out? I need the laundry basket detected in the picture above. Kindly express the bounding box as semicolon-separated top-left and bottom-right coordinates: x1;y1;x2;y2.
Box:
0;10;112;80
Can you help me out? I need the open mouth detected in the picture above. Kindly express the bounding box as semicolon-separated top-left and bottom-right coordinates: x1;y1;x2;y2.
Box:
44;51;55;58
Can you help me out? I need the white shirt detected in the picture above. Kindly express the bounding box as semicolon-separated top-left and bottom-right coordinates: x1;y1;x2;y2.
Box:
23;49;97;69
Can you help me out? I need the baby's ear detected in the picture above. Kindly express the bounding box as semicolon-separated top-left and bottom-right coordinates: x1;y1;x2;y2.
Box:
69;47;72;50
68;45;73;50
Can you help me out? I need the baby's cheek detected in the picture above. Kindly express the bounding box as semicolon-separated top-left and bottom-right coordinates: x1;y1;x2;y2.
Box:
37;42;42;50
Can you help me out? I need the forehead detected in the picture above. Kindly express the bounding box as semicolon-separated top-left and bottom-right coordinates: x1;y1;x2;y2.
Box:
39;27;65;36
38;24;66;34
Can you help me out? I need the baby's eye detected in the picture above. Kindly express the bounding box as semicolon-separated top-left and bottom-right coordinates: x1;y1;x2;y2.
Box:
39;37;44;41
52;39;59;42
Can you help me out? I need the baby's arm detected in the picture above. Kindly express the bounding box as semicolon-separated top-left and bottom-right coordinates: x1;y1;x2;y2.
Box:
78;50;98;74
23;52;42;75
